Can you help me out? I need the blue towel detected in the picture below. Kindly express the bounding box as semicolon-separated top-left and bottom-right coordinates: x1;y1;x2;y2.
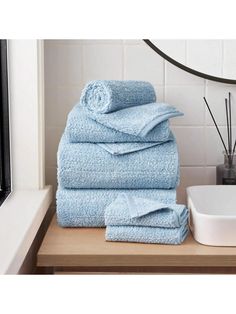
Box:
57;133;180;189
56;188;177;227
66;104;171;143
105;194;189;228
85;102;183;138
97;131;174;155
81;80;156;113
97;142;163;155
105;224;189;245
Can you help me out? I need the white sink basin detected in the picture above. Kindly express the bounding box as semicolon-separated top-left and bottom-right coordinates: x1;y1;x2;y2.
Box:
187;185;236;246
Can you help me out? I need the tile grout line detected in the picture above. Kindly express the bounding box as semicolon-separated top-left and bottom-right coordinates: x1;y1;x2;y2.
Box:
204;79;209;183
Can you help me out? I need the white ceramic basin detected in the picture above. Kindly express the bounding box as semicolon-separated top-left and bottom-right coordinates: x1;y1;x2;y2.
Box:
187;185;236;246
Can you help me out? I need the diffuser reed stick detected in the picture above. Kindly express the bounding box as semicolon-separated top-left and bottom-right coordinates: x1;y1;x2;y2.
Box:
225;98;230;154
229;92;232;154
203;97;229;157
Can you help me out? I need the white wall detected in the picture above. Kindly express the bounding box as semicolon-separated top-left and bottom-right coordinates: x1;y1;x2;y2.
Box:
8;40;45;190
44;40;236;203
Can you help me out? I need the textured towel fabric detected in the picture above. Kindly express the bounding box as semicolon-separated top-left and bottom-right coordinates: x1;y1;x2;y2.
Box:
57;133;180;189
56;188;176;227
66;104;171;143
97;134;173;155
105;224;189;244
105;194;189;228
81;80;156;113
85;102;183;138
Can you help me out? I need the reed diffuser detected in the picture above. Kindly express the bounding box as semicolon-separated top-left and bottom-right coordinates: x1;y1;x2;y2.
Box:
203;93;236;185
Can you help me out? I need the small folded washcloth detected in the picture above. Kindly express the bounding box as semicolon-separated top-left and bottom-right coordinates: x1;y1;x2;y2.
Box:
56;188;177;227
66;104;171;143
105;194;189;228
105;225;189;245
81;80;156;113
85;102;183;138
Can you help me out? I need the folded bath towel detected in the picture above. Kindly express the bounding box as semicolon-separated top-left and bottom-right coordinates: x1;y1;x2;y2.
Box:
85;102;183;138
57;132;180;189
105;224;189;245
81;80;156;113
105;194;189;228
66;104;171;143
97;142;162;155
97;131;174;155
56;188;176;227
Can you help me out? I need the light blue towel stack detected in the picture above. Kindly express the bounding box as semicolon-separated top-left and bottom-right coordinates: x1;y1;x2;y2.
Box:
57;80;184;230
105;194;189;245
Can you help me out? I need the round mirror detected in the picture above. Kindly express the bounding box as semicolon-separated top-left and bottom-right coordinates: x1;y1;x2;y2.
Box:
144;39;236;84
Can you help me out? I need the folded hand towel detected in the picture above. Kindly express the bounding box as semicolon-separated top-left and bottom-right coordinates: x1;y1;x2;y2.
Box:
58;133;180;189
86;102;183;138
66;104;171;143
81;80;156;113
105;225;189;244
56;188;176;227
97;138;172;155
105;193;189;228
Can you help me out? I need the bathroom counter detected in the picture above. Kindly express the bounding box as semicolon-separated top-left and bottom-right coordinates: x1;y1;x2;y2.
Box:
37;215;236;274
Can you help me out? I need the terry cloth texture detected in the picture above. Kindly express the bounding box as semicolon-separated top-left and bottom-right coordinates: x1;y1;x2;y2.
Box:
104;194;189;228
57;132;180;189
81;80;156;113
105;224;189;245
56;188;177;227
66;104;171;143
85;102;183;138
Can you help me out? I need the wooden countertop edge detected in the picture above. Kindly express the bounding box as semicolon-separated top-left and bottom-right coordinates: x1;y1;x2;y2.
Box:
37;254;236;267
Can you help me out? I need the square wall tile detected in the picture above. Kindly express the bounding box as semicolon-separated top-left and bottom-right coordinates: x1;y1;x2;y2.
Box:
205;167;216;185
206;126;236;165
151;39;186;64
165;61;204;85
45;127;64;167
177;167;206;203
186;40;223;77
205;81;236;126
56;44;83;86
44;42;59;88
44;43;83;87
45;86;82;127
223;40;236;79
124;44;164;85
83;44;123;82
172;127;205;166
123;40;144;45
46;40;83;45
153;85;164;102
166;85;205;125
82;39;123;45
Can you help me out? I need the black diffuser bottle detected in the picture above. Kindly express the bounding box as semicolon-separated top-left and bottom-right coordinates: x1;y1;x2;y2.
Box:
216;153;236;185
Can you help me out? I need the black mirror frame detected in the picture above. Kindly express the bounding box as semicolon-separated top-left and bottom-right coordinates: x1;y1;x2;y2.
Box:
143;39;236;85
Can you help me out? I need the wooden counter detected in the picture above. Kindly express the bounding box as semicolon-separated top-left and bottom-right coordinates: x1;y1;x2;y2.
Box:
37;216;236;274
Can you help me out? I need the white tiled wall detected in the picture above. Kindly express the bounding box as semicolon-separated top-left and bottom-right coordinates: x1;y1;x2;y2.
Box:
44;39;236;203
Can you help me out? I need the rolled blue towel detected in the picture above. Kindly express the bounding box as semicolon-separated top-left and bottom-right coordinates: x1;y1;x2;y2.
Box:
81;80;156;113
105;194;189;228
66;104;171;143
56;188;176;227
85;102;183;138
105;224;189;245
57;132;180;189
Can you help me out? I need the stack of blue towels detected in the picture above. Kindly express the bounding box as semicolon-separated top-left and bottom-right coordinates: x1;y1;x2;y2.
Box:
56;80;189;245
